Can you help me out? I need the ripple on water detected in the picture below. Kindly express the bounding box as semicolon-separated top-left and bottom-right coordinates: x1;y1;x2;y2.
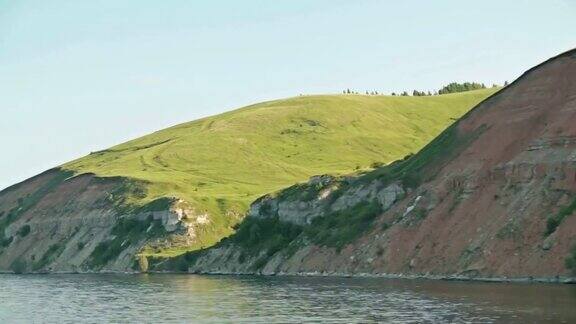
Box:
0;274;575;323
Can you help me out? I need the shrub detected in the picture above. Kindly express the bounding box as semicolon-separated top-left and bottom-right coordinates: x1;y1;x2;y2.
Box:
153;250;201;272
545;197;576;236
252;256;269;271
86;216;166;269
546;218;561;236
34;243;64;271
10;259;27;274
413;208;428;221
305;201;382;251
1;236;13;247
276;181;324;202
233;216;302;254
174;257;190;272
88;240;123;268
565;245;576;275
17;225;31;237
238;252;246;264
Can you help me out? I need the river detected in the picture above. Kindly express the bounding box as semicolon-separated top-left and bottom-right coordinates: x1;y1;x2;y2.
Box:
0;274;575;323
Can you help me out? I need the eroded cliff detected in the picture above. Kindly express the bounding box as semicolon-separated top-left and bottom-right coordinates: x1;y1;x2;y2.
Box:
0;170;205;273
176;49;576;281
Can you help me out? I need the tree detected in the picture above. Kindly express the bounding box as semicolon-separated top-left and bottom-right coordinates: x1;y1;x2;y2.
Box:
438;82;487;95
401;91;409;96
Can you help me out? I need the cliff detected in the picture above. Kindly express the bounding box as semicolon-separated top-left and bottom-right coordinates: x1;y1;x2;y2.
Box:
174;49;576;281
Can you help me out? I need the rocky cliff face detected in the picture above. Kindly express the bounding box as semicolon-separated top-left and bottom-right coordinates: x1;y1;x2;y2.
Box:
181;49;576;280
0;170;199;273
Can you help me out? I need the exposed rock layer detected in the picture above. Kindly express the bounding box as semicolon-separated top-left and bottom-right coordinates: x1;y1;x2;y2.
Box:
2;50;575;278
0;170;193;272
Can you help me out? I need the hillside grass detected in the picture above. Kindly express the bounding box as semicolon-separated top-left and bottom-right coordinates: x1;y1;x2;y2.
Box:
62;89;498;253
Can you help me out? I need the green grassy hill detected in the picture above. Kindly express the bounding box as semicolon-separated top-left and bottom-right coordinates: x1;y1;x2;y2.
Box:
63;89;498;254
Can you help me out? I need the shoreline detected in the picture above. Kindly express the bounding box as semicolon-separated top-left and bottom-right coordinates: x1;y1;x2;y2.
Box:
190;270;576;284
2;269;574;284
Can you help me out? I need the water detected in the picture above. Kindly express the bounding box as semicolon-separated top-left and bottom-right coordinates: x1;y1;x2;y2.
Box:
0;274;575;323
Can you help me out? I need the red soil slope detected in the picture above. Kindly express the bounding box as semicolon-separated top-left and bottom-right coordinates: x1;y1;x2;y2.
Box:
347;49;576;278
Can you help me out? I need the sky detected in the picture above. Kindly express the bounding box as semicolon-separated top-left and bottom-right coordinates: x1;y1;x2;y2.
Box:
0;0;575;190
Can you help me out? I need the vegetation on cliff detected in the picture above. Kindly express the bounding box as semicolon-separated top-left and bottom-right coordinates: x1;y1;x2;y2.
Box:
87;216;166;269
161;199;387;272
546;196;576;236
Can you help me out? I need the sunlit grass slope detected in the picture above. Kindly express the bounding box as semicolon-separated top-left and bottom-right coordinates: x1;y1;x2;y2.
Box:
63;89;498;252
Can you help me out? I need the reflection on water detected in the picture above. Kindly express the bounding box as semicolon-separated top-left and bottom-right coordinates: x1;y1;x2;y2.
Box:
0;274;575;323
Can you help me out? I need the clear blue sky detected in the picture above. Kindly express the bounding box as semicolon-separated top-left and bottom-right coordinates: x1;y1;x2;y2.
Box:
1;0;575;190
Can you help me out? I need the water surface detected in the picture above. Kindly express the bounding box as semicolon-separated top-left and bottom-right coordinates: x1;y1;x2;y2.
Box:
0;274;575;323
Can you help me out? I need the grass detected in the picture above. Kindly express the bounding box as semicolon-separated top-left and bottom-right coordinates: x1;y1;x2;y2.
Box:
60;89;498;255
355;121;488;189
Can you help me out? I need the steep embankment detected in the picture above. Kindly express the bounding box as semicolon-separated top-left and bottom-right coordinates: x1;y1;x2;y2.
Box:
178;49;576;281
0;91;495;273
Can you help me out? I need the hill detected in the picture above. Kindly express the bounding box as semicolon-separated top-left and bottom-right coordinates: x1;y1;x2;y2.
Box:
177;49;576;281
0;89;496;272
62;90;496;253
